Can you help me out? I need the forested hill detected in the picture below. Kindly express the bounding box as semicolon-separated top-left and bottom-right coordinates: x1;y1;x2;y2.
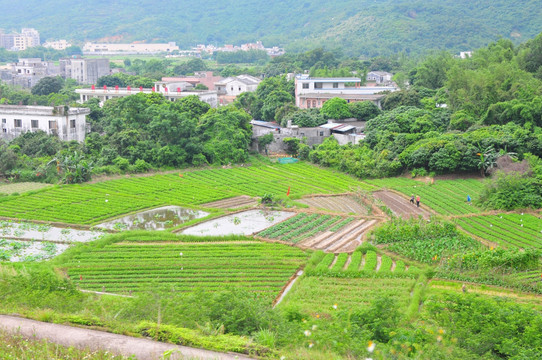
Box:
1;0;541;56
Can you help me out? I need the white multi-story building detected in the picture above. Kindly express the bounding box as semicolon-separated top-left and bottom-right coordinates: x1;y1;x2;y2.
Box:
0;105;90;142
294;75;398;109
82;42;179;55
43;39;72;50
75;86;218;108
21;28;40;47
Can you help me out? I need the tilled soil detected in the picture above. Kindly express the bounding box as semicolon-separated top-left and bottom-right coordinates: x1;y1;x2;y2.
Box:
373;191;431;219
202;195;258;209
0;315;255;360
298;195;369;215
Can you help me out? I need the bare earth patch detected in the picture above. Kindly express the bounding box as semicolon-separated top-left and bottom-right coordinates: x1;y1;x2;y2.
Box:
0;182;51;195
373;191;431;219
202;195;258;209
298;195;369;215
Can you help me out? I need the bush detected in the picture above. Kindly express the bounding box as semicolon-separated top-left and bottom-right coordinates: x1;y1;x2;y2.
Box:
478;171;542;210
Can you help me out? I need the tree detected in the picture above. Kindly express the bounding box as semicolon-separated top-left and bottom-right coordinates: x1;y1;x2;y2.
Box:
283;137;300;156
258;133;274;155
414;52;454;89
173;58;207;75
31;76;63;96
320;97;351;119
348;101;381;121
260;90;294;122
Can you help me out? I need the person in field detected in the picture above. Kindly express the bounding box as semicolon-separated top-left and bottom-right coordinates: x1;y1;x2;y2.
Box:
416;195;420;208
410;194;415;204
467;194;472;205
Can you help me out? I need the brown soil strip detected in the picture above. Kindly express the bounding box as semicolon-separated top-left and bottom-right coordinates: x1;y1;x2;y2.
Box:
373;191;431;219
375;255;382;271
116;241;258;246
343;254;352;271
390;260;396;272
328;254;338;269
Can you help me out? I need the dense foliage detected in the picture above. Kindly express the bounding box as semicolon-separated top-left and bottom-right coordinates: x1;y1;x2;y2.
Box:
0;1;540;57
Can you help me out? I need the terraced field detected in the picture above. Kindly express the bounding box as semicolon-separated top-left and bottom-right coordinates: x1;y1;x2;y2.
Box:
60;234;308;299
457;214;542;249
278;276;416;315
258;214;379;252
305;249;420;278
392;179;485;215
0;163;369;225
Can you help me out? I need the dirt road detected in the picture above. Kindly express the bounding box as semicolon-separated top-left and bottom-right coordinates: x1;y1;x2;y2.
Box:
0;315;255;360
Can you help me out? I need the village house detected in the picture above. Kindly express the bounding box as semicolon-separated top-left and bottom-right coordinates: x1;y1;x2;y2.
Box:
0;105;90;142
59;57;110;84
294;75;398;109
215;75;261;105
366;71;393;84
0;58;60;89
159;72;224;91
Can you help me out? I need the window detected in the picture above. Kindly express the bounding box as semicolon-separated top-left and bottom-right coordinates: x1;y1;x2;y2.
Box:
333;83;338;88
231;86;234;91
14;119;22;127
320;131;324;136
302;83;309;89
1;118;5;124
300;133;305;136
314;82;323;89
238;87;241;91
31;120;39;128
70;119;76;128
49;120;57;129
2;129;6;133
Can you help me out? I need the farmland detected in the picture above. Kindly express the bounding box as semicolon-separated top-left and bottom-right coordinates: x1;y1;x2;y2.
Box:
278;276;415;315
304;248;421;278
392;179;485;215
0;163;370;225
456;213;542;249
257;214;379;252
58;232;308;300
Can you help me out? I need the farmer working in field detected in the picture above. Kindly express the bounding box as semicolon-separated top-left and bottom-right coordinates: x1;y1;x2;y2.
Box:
416;195;420;208
410;194;415;204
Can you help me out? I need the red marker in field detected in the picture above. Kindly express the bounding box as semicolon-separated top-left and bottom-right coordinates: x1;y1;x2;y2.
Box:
287;186;290;196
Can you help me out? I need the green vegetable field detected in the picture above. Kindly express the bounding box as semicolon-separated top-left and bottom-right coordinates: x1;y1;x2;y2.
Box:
0;163;370;225
59;233;308;299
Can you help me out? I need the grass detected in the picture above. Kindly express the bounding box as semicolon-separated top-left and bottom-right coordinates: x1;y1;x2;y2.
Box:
278;276;415;316
0;329;127;359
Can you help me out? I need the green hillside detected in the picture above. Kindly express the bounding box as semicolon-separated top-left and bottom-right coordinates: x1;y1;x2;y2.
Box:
1;0;541;56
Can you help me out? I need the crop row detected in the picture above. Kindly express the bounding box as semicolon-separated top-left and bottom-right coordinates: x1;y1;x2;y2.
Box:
258;213;355;244
306;250;419;278
61;240;308;297
0;163;367;225
395;179;484;215
457;214;542;249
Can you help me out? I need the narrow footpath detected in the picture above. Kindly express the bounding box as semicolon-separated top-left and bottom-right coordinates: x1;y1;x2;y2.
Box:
0;315;255;360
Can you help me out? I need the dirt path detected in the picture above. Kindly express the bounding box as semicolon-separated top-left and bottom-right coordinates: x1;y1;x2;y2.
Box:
0;315;255;360
373;191;431;219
